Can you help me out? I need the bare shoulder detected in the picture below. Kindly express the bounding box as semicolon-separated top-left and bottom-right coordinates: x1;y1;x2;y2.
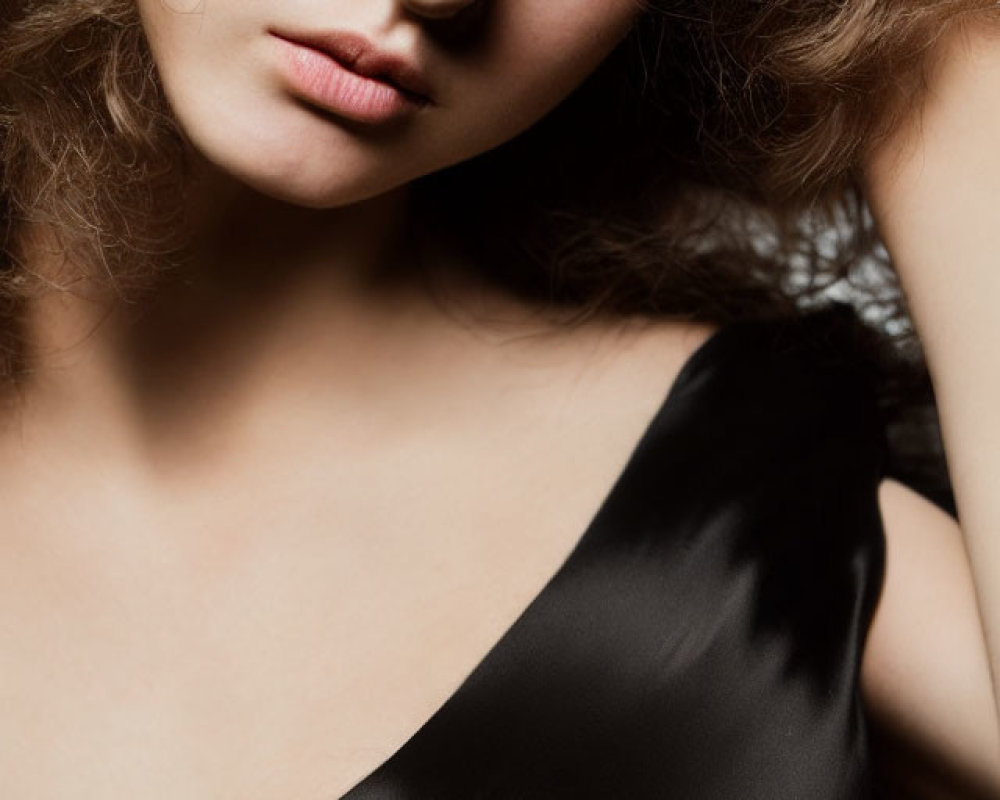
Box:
583;313;721;377
864;478;1000;798
492;308;722;406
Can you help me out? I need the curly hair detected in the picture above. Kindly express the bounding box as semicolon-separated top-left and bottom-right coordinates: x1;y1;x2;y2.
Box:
2;0;996;512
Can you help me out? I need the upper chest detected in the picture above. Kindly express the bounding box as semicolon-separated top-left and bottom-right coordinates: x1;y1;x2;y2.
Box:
0;320;721;800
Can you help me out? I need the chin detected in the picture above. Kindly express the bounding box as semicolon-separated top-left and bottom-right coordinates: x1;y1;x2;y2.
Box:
183;111;420;210
235;167;400;210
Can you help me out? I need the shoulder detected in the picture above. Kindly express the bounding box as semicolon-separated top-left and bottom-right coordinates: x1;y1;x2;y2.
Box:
864;478;1000;798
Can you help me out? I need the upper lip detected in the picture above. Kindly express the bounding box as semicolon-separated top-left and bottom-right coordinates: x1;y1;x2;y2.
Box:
270;28;434;104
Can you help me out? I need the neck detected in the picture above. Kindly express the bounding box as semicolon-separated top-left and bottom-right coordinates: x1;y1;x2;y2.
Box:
3;162;565;481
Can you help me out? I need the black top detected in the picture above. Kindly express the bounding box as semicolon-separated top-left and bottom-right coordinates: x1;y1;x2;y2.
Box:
340;301;888;799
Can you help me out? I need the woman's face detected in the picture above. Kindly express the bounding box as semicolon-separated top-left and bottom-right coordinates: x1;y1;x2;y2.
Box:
137;0;643;208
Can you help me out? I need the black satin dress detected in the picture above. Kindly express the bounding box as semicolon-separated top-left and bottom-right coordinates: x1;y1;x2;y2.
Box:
341;301;888;799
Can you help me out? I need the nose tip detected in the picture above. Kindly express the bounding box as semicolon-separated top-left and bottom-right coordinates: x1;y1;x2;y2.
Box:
400;0;481;20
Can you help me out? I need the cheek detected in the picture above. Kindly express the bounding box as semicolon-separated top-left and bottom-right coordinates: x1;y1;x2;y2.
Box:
135;1;344;203
137;1;255;104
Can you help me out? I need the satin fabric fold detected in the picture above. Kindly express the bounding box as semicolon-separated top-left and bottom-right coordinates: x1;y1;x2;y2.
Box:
341;301;888;799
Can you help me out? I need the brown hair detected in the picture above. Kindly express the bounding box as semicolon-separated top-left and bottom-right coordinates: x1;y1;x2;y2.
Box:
0;1;185;362
2;0;996;511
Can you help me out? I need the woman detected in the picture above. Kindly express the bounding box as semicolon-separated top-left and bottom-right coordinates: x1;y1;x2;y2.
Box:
0;0;997;798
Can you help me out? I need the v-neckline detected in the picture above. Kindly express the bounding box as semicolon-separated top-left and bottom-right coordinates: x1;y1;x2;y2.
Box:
335;318;738;800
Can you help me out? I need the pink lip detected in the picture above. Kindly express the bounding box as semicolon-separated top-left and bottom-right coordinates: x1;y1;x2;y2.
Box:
270;29;432;125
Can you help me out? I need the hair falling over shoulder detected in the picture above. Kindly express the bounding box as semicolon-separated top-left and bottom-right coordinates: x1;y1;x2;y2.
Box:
3;0;998;512
0;1;185;351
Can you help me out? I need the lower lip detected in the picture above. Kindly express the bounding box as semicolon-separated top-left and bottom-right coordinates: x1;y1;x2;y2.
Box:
272;35;426;125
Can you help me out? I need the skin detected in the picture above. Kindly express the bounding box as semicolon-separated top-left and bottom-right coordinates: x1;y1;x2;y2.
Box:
860;16;1000;795
11;0;649;471
3;1;989;797
0;1;720;797
137;0;642;207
